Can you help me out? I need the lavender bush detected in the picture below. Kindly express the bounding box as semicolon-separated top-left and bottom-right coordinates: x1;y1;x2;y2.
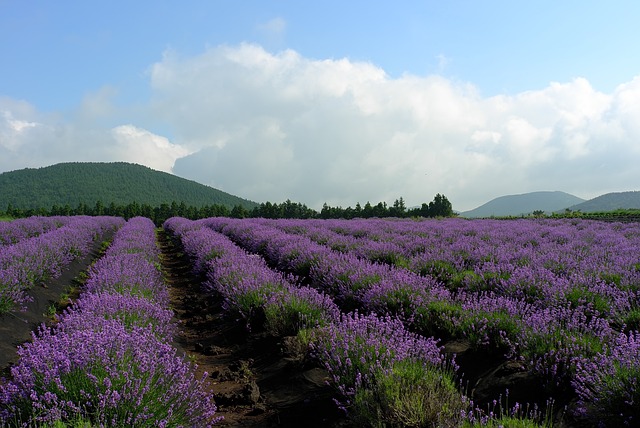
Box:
0;216;124;313
573;331;640;426
169;218;340;335
311;311;459;422
264;285;340;336
352;358;466;428
0;216;69;246
1;216;220;427
0;319;219;427
83;252;168;305
56;292;177;342
165;216;640;425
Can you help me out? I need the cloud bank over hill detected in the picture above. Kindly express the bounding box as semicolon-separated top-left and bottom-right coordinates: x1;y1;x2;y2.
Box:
2;44;640;211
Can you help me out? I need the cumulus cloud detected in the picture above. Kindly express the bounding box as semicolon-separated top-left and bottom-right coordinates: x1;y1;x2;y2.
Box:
2;44;640;211
110;125;191;173
0;97;188;174
146;44;640;210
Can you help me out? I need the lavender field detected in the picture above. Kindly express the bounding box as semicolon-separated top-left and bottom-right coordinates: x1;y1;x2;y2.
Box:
170;216;640;427
1;215;639;427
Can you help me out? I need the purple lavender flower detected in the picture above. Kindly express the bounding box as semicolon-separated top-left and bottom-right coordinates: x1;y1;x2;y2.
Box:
0;216;124;314
56;292;177;342
312;311;450;409
0;319;219;426
83;252;168;305
573;331;640;425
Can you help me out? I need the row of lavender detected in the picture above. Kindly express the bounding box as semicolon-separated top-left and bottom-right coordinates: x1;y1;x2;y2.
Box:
165;217;550;427
272;218;640;321
0;217;220;426
200;216;639;426
0;216;123;314
0;216;74;246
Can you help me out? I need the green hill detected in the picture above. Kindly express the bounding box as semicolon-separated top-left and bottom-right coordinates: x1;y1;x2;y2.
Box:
460;191;586;218
0;162;258;210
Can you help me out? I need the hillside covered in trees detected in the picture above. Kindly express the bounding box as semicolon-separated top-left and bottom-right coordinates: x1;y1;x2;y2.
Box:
0;162;258;211
0;162;456;223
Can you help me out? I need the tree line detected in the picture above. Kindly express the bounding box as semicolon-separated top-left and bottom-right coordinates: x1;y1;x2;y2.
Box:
1;194;454;225
319;194;453;219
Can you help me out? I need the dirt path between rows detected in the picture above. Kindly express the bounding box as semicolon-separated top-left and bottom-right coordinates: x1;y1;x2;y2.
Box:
157;229;348;427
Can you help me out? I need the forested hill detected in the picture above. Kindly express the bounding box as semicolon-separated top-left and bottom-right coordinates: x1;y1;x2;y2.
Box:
0;162;258;210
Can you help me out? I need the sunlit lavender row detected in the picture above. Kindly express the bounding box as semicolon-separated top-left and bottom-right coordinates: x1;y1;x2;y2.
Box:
0;217;220;427
196;216;639;426
0;216;123;314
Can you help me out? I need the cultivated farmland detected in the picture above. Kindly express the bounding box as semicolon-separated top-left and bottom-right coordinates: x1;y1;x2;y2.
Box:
1;216;639;427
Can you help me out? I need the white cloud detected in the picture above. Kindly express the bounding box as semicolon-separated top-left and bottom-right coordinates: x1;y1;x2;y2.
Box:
111;125;192;173
1;110;39;151
258;17;286;37
78;86;118;121
150;44;640;210
2;45;640;211
0;97;188;175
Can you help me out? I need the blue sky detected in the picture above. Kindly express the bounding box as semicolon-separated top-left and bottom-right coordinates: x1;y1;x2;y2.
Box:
2;1;640;211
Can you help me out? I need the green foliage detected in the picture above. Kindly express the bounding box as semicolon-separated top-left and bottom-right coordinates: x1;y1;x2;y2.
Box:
617;307;640;332
552;207;640;221
231;282;287;327
450;269;485;292
599;271;622;286
0;163;459;222
0;294;14;315
522;329;605;373
352;359;465;428
51;418;97;427
264;293;334;336
581;358;640;425
462;416;549;428
564;287;612;316
417;259;457;283
462;310;521;349
414;300;464;338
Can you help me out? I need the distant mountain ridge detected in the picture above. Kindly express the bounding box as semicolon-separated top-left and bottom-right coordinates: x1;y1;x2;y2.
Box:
565;191;640;213
0;162;258;210
460;191;586;218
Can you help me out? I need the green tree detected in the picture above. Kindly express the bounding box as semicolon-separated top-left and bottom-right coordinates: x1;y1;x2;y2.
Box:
362;202;373;218
390;197;407;217
428;193;453;217
231;204;248;218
